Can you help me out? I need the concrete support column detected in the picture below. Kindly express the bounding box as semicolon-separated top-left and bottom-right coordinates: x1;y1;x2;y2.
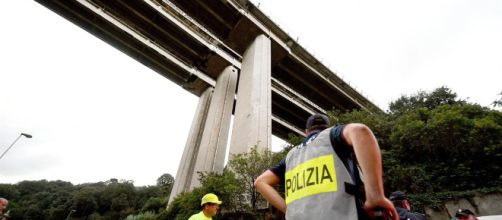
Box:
169;87;213;204
229;34;272;156
189;66;238;188
169;66;238;204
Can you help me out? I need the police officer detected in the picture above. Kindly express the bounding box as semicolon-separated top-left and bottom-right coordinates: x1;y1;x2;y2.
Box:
389;191;427;220
454;209;478;220
255;114;398;220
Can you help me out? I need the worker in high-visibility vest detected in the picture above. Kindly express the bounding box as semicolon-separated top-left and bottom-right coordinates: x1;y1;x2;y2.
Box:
188;193;222;220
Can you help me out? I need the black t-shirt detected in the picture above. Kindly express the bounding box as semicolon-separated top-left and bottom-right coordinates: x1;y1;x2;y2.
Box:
270;125;347;183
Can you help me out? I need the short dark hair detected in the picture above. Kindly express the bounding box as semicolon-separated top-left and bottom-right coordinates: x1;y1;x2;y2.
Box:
389;191;407;201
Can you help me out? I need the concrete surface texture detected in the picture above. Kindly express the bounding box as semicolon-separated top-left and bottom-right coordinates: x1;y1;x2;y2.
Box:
425;193;502;220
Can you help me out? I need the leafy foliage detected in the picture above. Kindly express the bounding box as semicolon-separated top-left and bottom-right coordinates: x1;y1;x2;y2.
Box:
493;91;502;108
156;173;174;197
325;87;502;211
228;146;274;212
330;109;393;149
124;211;157;220
0;175;170;220
166;146;278;219
388;87;465;116
386;103;502;192
165;171;244;220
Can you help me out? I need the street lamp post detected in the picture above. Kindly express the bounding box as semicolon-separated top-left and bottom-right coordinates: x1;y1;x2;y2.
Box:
0;133;32;160
65;209;76;220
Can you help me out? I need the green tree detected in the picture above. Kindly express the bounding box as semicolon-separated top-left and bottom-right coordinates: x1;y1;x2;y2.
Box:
166;146;284;219
73;188;99;217
0;184;20;200
165;188;208;220
386;96;502;192
324;87;502;207
98;179;137;219
329;109;393;149
156;173;174;188
140;197;166;213
228;146;274;213
1;178;175;220
23;204;44;220
156;173;174;197
198;171;246;213
493;91;502;108
135;186;164;214
125;211;157;220
166;171;243;219
388;86;464;116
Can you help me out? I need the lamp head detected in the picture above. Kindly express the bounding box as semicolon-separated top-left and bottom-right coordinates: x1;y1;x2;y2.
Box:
21;133;32;138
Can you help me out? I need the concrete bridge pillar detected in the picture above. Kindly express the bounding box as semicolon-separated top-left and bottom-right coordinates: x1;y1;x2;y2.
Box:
188;66;238;187
169;34;271;204
169;66;238;203
169;87;212;203
229;34;272;156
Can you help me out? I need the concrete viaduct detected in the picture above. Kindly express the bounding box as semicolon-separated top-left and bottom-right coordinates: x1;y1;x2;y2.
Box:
35;0;381;203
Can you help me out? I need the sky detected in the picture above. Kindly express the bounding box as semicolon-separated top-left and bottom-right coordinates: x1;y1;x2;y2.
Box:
1;0;501;186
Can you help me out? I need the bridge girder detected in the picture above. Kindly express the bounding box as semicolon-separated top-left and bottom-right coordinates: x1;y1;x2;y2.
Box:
35;0;382;140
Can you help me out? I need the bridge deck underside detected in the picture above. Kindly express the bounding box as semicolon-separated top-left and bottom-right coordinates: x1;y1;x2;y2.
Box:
35;0;380;141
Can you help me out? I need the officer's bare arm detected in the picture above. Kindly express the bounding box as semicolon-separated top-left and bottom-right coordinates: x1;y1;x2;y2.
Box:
343;123;399;220
254;170;286;213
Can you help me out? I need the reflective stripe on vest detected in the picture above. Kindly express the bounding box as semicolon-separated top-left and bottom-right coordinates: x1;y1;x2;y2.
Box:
285;154;338;203
285;127;358;220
